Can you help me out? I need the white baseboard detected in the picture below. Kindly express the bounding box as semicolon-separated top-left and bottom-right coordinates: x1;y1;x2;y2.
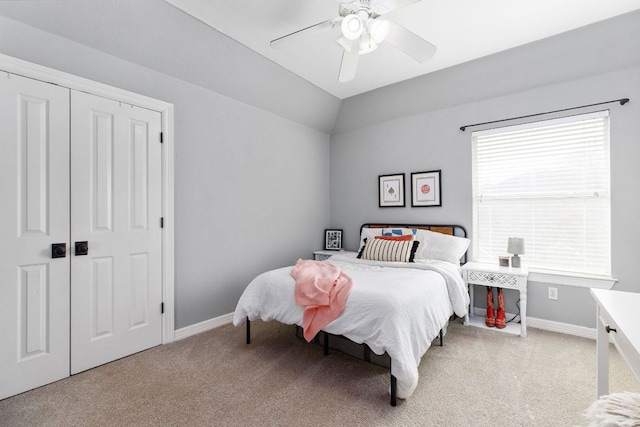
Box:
473;308;597;340
526;316;596;340
174;312;234;341
173;309;599;343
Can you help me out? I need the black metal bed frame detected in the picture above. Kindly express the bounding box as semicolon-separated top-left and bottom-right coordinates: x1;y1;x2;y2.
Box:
244;318;443;406
242;223;467;406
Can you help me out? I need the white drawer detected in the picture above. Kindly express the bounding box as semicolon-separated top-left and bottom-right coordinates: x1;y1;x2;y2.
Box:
599;310;640;381
466;270;519;289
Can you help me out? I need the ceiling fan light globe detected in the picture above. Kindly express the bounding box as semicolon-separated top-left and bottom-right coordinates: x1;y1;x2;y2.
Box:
341;14;363;40
368;19;390;44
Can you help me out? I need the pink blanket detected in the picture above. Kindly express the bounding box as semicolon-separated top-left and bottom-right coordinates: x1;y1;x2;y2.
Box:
291;259;353;342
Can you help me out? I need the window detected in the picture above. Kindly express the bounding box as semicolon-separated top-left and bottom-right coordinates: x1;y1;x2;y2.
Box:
471;111;611;277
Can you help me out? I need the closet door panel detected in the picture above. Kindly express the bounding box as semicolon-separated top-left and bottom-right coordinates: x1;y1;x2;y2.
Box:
0;74;70;400
91;111;115;232
70;91;163;374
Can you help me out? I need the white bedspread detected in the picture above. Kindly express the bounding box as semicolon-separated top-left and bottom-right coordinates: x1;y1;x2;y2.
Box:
232;253;469;399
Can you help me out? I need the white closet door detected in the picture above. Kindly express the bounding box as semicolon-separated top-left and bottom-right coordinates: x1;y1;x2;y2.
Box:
0;74;71;399
70;90;163;374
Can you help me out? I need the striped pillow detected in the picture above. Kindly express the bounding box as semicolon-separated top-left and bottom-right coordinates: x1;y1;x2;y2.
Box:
357;238;420;263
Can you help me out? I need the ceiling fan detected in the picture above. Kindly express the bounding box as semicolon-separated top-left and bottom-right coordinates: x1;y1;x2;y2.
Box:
270;0;437;83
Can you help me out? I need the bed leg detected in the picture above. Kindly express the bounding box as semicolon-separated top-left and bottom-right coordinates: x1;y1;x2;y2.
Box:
439;329;443;347
364;344;371;363
246;318;251;344
323;331;329;356
390;374;397;406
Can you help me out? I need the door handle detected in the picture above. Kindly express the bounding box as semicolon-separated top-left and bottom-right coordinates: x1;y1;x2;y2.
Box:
51;243;67;258
75;241;89;256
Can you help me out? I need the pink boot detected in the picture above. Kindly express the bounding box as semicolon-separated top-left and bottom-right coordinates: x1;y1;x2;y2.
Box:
495;288;506;329
485;287;495;327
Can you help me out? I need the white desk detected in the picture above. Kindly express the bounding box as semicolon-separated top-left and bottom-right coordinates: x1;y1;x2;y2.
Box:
591;289;640;398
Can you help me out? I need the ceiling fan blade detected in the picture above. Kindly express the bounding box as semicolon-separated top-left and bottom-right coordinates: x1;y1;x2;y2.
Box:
384;21;436;63
270;19;336;49
338;41;360;82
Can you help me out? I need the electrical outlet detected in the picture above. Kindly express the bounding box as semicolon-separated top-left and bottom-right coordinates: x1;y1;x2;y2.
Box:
548;287;558;300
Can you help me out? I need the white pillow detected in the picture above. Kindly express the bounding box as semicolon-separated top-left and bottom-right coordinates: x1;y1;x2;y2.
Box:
418;229;470;264
358;227;383;253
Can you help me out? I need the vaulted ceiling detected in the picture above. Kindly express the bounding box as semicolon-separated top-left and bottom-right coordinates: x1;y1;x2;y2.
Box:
165;0;640;99
1;1;638;134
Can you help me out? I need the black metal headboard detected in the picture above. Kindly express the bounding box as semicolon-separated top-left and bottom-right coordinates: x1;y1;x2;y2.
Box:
360;223;468;264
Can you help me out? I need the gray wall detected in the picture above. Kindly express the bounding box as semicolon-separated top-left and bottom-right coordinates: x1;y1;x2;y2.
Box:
1;2;638;330
0;0;340;134
330;11;640;328
0;9;332;329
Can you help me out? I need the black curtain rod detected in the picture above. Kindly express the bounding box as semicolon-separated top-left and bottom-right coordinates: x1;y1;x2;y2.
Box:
459;98;629;131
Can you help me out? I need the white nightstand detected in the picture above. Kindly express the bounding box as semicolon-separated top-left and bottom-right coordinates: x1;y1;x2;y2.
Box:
462;262;529;337
313;250;357;260
313;250;342;260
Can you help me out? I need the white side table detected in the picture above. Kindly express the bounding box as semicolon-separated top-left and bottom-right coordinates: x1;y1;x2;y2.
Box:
462;262;529;337
313;250;347;261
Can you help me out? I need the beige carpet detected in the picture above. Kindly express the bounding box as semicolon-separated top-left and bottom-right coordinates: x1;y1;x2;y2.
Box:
1;319;639;427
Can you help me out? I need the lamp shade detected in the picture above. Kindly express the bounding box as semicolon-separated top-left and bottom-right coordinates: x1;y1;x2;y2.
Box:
507;237;525;255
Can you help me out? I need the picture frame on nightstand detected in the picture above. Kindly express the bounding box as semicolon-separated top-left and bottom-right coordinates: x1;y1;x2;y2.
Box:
324;229;343;250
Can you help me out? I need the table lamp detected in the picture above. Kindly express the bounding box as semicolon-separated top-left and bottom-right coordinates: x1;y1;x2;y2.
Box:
507;237;525;268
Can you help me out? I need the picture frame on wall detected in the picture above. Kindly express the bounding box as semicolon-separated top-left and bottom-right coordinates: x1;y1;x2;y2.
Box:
411;170;441;207
324;229;343;250
379;173;405;207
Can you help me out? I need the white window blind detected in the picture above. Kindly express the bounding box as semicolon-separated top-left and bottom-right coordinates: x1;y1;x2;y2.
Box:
471;111;611;276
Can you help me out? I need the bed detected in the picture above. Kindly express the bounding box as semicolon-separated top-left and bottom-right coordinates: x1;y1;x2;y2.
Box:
233;223;470;405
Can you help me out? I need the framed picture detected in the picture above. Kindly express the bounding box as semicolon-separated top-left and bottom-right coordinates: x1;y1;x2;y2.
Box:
378;173;405;207
324;229;343;250
411;170;441;207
